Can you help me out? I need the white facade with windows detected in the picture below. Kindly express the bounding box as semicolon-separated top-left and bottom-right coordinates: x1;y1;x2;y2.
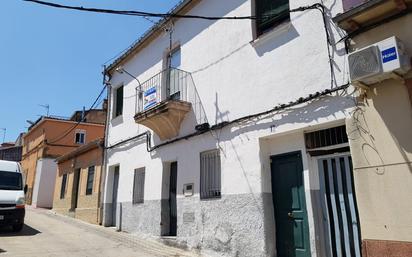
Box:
102;0;361;256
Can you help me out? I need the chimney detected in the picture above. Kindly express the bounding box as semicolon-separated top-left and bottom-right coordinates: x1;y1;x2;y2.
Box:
102;99;108;111
81;106;86;121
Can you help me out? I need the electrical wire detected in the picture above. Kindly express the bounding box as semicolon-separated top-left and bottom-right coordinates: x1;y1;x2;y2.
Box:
24;0;258;20
47;85;107;144
99;2;341;151
27;0;343;151
106;83;350;151
25;0;329;22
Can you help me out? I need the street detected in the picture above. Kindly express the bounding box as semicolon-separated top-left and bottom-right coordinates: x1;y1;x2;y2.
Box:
0;207;200;257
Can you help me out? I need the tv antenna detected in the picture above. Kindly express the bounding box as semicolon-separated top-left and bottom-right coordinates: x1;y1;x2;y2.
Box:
39;104;50;117
0;128;6;143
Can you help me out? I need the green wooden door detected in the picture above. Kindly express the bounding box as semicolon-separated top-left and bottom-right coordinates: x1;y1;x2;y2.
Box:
271;151;311;257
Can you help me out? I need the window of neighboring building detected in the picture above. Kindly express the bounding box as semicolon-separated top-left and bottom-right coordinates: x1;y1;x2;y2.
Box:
255;0;290;37
200;149;221;200
86;166;95;195
114;86;124;118
133;168;145;204
60;174;67;199
75;130;86;144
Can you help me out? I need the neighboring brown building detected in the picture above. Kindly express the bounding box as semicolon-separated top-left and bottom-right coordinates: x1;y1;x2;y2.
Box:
0;143;22;162
0;133;25;162
69;108;107;125
21;111;105;208
334;1;412;256
53;138;104;224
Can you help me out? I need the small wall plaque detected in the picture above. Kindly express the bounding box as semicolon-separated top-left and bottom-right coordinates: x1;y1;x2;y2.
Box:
183;212;195;223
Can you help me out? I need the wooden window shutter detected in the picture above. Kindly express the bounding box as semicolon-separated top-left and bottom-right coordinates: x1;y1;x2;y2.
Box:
133;168;145;204
200;149;221;200
115;86;124;117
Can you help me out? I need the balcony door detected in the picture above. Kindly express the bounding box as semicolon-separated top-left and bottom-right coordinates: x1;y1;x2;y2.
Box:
167;48;181;100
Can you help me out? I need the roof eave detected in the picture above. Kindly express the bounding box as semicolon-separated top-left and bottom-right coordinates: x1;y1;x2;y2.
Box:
105;0;198;76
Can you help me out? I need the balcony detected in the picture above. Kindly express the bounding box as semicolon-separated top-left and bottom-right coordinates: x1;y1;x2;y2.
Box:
334;0;412;33
134;68;207;140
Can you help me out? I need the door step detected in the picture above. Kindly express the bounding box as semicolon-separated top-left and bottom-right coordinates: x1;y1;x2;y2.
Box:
159;236;188;250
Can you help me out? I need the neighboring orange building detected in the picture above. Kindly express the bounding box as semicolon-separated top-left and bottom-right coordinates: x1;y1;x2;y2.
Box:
53;138;104;224
21;109;105;207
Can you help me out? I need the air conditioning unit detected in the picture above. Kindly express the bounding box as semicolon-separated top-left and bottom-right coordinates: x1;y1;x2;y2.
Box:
348;36;411;86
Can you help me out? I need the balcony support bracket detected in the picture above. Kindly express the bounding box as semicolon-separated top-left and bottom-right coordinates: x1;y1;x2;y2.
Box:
134;100;192;141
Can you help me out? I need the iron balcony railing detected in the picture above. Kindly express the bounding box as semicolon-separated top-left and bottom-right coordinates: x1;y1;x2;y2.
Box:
135;68;208;125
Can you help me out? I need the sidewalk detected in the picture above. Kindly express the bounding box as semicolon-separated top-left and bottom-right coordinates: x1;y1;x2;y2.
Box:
42;207;202;257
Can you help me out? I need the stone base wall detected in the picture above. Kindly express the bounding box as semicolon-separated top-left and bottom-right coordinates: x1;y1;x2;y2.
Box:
52;197;72;217
75;208;100;224
362;239;412;257
53;207;72;217
53;195;100;224
77;194;99;209
120;193;273;257
121;201;162;235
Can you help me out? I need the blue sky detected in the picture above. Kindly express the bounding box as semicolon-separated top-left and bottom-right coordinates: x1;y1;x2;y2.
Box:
0;0;180;142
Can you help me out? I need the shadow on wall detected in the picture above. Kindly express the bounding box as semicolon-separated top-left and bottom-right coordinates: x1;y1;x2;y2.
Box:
346;81;412;174
119;0;249;88
369;81;412;172
253;23;299;57
201;94;352;255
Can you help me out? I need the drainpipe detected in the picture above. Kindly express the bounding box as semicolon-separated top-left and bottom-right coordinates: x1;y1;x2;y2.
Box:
99;67;111;226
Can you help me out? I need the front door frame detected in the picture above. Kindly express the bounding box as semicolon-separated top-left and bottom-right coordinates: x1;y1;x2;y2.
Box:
270;150;312;257
168;162;178;236
112;166;120;227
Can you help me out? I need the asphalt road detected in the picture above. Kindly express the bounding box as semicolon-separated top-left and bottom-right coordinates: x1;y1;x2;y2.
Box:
0;207;200;257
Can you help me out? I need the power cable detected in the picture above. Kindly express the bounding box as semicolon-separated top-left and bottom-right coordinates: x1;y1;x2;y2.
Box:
24;0;328;22
106;83;350;151
47;85;107;144
24;0;258;20
28;0;342;151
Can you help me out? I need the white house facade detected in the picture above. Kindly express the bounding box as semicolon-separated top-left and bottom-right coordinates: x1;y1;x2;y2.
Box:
101;0;367;256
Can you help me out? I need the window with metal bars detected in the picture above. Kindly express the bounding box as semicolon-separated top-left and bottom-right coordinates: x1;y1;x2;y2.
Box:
60;174;67;199
200;149;221;200
255;0;290;37
86;166;95;195
133;168;145;204
305;125;348;150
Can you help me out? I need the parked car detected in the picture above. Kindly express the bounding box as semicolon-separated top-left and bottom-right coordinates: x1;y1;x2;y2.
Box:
0;160;27;231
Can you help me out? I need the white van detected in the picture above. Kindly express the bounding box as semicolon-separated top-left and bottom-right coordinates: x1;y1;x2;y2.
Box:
0;160;27;231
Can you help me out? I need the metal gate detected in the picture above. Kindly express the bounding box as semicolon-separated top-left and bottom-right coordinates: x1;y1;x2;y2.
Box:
318;154;361;257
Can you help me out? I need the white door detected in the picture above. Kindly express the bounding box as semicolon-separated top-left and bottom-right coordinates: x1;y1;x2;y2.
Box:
318;154;361;257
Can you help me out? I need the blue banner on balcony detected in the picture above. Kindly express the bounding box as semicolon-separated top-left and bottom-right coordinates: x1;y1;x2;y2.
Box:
144;87;157;110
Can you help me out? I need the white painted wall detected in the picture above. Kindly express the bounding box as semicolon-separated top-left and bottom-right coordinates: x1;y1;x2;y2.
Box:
103;0;353;202
31;158;57;208
106;0;349;144
102;3;356;256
